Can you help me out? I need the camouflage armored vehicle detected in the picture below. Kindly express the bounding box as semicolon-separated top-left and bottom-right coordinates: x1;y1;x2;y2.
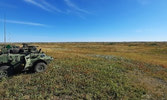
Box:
0;44;53;78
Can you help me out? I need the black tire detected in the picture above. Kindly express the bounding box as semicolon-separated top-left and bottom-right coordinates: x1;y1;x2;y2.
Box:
34;62;47;73
0;65;13;79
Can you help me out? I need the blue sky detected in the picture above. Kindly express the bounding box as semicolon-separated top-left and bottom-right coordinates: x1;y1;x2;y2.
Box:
0;0;167;42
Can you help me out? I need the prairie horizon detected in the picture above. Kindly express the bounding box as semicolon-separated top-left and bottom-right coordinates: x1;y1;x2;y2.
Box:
1;42;167;99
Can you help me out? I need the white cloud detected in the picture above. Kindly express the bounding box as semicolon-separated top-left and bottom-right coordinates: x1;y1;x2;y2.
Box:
0;19;46;27
24;0;51;11
24;0;61;12
40;0;61;12
24;0;89;18
64;0;89;14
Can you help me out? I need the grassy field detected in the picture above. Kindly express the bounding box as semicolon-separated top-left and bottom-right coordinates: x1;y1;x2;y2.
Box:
0;42;167;99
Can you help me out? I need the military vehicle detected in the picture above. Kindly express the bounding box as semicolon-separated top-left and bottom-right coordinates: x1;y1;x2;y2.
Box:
0;43;53;78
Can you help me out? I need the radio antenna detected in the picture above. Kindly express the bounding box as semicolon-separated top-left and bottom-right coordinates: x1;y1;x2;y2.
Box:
8;32;11;44
4;13;6;43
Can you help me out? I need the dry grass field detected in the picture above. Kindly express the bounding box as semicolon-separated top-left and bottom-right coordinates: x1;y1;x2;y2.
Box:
0;42;167;99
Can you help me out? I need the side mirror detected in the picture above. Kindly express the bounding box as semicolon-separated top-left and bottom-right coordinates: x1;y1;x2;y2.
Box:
39;49;41;53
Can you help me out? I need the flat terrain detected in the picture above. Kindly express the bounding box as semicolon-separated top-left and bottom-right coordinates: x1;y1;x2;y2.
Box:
0;42;167;99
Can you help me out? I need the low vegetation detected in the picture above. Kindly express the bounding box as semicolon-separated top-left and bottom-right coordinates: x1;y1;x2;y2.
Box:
0;42;167;99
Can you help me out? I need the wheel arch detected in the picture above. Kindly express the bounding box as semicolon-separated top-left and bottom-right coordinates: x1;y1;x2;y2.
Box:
33;59;47;67
0;64;12;69
0;64;14;78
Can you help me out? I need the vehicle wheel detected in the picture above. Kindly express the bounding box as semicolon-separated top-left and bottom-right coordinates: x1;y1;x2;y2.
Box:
34;62;47;73
0;66;13;79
